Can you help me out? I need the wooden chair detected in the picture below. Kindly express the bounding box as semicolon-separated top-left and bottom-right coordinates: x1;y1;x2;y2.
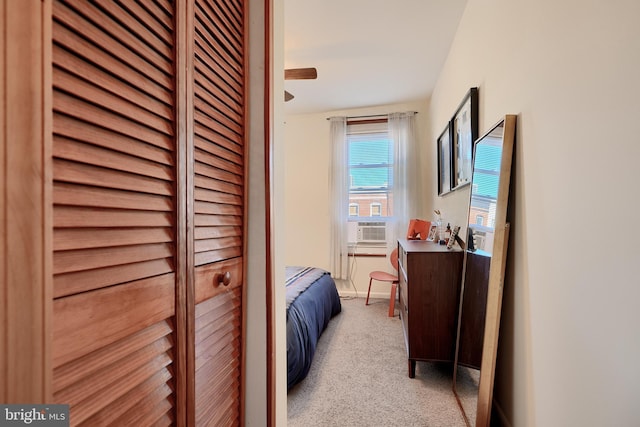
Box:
365;248;399;317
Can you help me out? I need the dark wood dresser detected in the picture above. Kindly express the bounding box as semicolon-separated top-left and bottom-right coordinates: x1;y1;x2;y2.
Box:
397;239;463;377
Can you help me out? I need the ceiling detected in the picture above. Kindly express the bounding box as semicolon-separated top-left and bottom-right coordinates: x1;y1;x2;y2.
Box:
283;0;468;115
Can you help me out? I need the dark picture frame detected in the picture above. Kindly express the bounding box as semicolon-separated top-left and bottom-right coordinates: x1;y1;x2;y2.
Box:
437;123;453;196
451;87;479;189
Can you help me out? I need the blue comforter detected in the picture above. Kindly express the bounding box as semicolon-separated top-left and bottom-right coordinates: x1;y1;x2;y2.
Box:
286;267;341;390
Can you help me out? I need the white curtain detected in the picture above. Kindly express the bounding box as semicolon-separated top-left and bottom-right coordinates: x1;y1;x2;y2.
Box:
388;112;419;253
329;117;349;280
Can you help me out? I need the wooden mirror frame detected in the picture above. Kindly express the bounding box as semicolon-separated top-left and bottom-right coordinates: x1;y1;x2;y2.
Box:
453;115;517;427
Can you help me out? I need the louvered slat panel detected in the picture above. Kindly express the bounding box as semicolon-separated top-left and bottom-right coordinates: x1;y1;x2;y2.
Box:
133;0;173;34
55;1;173;84
80;369;173;426
194;118;243;155
54;324;175;426
198;379;239;427
53;278;175;423
193;62;242;115
53;115;174;166
200;0;243;50
223;0;243;30
93;0;173;55
195;226;242;240
194;134;243;163
53;22;171;104
54;92;173;144
195;3;242;68
52;0;177;288
196;354;240;426
194;110;240;152
115;394;175;427
54;228;173;251
54;259;174;299
154;0;174;18
54;136;173;180
53;275;175;368
191;0;245;424
54;207;172;228
53;321;174;391
194;97;242;137
195;90;242;134
195;237;241;254
194;200;242;216
53;159;173;196
204;0;243;46
195;214;242;227
194;36;242;92
194;318;240;370
53;46;173;121
54;183;172;211
194;286;242;426
54;69;172;132
53;243;173;275
52;1;177;425
195;148;243;177
195;248;241;267
194;188;242;206
56;338;173;408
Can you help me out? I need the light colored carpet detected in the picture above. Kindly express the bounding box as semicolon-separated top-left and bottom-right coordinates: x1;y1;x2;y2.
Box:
287;297;468;426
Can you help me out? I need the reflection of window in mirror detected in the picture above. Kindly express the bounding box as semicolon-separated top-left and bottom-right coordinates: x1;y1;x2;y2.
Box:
467;130;504;256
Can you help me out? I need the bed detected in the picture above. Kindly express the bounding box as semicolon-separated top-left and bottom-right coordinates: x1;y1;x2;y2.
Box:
286;266;342;390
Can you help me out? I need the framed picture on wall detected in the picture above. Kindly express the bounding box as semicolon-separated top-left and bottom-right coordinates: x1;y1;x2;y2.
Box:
437;123;452;196
451;87;479;189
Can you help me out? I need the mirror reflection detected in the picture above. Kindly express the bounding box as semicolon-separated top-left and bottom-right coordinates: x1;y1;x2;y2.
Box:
467;125;504;255
453;116;515;427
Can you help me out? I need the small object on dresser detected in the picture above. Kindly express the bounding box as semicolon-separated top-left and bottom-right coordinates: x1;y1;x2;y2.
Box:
445;223;452;244
447;226;460;249
406;218;431;240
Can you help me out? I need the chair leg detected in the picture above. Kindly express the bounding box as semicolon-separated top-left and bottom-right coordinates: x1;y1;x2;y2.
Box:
366;278;373;305
388;282;397;317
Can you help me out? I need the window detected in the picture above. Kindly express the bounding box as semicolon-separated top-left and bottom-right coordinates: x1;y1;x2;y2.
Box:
370;203;382;216
347;121;392;220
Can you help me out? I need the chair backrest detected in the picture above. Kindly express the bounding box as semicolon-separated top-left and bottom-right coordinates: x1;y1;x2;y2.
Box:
390;248;399;271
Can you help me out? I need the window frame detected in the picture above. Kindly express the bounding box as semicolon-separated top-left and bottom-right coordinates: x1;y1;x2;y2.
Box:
346;120;393;222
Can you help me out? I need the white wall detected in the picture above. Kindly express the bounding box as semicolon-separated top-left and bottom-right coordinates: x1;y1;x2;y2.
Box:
283;100;431;297
429;1;640;425
245;0;287;424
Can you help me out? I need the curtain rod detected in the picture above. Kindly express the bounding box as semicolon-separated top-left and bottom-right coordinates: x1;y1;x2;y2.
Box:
326;111;418;121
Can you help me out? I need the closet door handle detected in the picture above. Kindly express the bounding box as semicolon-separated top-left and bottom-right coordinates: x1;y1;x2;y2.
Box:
216;271;232;287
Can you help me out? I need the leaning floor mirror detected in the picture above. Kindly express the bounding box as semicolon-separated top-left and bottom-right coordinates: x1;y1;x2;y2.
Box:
452;115;516;427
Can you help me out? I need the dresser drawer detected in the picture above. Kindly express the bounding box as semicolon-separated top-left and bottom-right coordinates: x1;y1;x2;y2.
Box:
398;268;409;348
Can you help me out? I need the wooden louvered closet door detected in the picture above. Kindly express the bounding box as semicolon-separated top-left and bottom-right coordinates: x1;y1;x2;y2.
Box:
189;0;246;426
51;1;183;425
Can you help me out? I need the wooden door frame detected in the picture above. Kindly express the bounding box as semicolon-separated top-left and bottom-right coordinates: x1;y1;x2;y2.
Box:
1;0;53;403
264;0;275;423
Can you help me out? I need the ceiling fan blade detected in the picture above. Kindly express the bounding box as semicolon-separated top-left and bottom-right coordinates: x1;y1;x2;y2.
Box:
284;67;317;80
284;90;294;102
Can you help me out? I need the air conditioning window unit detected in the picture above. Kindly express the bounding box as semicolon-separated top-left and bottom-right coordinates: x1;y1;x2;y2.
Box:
356;221;387;244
